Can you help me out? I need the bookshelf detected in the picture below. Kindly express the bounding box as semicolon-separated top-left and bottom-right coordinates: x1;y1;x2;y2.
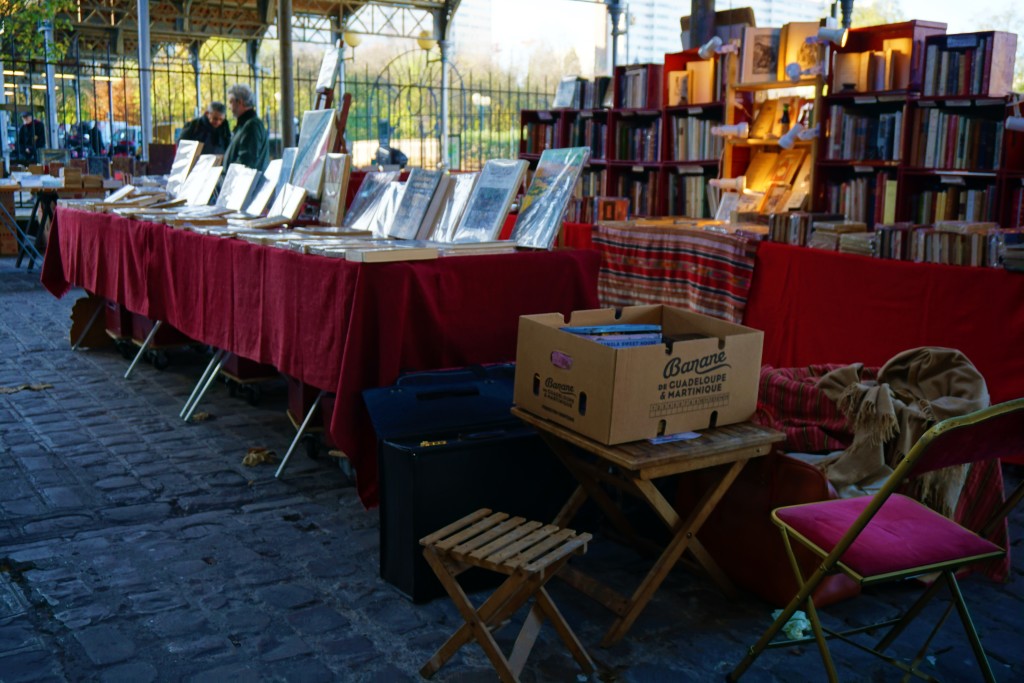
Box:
517;49;727;218
516;22;1023;245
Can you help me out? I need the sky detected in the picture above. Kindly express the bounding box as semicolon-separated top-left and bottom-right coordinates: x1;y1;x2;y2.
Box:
890;0;1019;32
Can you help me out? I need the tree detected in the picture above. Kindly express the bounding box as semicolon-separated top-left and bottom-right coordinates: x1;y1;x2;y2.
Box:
0;0;75;60
850;0;905;29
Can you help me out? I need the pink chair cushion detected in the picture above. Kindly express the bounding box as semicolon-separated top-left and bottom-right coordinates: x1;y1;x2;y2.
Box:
775;494;1003;579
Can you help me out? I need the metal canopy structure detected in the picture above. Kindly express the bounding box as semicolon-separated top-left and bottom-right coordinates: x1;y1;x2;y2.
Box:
70;0;463;54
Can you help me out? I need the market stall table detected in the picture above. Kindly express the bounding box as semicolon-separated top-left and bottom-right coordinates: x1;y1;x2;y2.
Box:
42;207;601;507
511;406;784;647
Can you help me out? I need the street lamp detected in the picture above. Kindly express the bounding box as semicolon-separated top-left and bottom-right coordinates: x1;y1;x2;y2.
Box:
470;92;490;169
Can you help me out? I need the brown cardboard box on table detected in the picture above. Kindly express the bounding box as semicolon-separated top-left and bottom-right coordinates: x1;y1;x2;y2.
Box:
514;305;764;445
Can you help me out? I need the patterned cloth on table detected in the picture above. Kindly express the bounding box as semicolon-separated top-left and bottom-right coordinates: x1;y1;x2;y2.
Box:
593;223;758;323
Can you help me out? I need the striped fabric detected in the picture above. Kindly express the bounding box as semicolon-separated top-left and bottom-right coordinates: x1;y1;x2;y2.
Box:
753;364;1009;582
593;224;759;323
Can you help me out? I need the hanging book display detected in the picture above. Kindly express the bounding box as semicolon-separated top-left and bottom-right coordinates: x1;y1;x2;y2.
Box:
511;147;591;250
452;159;529;243
290;110;337;200
317;153;353;225
166;140;203;197
343;171;401;233
430;172;479;242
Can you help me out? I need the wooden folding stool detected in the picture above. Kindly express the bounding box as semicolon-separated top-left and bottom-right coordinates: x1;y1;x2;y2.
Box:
419;508;595;683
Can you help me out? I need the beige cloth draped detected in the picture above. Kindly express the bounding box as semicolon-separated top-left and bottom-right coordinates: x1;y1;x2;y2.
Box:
816;347;990;516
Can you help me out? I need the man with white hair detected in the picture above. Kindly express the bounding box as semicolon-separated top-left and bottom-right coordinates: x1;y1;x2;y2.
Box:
222;84;268;172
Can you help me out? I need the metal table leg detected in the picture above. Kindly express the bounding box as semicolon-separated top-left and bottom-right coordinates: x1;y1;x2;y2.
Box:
276;390;325;479
180;348;226;419
124;320;163;379
182;351;228;422
71;304;104;351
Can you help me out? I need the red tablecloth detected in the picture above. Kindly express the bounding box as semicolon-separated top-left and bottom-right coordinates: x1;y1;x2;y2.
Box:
745;242;1024;404
42;208;600;507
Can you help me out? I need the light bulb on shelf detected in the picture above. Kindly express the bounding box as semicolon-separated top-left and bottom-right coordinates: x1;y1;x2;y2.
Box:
817;26;848;47
710;122;749;138
1006;101;1024;132
709;176;746;192
698;36;723;60
778;123;820;149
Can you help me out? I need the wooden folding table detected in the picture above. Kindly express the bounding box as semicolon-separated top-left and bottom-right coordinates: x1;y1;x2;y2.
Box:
511;407;784;647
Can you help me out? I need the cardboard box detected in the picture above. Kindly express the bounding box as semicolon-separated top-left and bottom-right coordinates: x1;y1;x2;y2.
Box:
514;305;764;445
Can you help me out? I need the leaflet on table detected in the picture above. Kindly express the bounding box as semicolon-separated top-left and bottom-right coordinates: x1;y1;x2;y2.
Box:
387;168;445;240
290;109;337;200
181;166;223;207
166;140;203;197
369;181;406;236
277;148;298;197
510;147;591;250
317;153;352;226
430;172;478;242
242;158;283;216
215;164;260;211
266;183;308;221
342;171;400;232
452;159;528;243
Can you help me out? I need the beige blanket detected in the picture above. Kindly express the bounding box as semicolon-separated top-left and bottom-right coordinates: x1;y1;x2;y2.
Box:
816;347;989;516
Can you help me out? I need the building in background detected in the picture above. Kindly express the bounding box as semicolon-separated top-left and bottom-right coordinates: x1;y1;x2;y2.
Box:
621;0;829;65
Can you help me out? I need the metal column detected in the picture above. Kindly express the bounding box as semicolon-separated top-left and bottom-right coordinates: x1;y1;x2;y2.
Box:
439;39;450;169
190;42;202;117
39;21;59;150
278;0;295;147
0;61;9;174
137;0;153;161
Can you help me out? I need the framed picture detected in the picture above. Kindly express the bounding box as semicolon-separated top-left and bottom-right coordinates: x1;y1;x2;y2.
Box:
741;27;781;84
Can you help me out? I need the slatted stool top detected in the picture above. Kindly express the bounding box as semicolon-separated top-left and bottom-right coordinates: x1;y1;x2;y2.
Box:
420;508;591;577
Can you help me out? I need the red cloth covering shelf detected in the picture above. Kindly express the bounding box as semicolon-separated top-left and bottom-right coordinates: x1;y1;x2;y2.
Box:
42;208;600;508
745;242;1024;406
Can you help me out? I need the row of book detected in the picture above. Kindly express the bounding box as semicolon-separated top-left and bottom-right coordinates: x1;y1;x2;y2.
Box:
922;32;1017;98
665;59;723;107
666;173;711;218
577;168;606;197
822;172;897;227
618;64;663;109
669;116;723;162
614;119;661;162
763;211;1019;268
825;107;903;162
906;185;998;224
616;175;660;217
522;122;557;155
906;108;1004;170
568;118;608;159
552;75;612;110
564;196;629;224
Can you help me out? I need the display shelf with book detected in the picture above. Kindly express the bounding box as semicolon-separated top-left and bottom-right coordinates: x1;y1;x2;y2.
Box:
828;20;947;96
565;110;609;161
609;110;662;162
519;110;565;157
921;31;1018;99
614;63;664;110
608;166;662;217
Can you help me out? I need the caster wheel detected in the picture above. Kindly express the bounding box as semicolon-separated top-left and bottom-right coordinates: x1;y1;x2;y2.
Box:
151;351;169;370
118;342;134;359
304;435;320;460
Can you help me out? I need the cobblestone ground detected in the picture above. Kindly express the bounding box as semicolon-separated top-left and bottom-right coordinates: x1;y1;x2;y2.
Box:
0;256;1021;683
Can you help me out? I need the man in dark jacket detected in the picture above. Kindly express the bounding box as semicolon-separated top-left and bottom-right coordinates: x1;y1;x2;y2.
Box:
222;84;268;172
179;102;231;155
18;112;45;163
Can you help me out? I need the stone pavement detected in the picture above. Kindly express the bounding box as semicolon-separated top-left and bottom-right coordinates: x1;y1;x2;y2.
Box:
0;256;1021;683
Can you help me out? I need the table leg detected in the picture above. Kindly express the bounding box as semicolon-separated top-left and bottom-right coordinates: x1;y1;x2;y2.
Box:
600;458;748;647
71;305;104;351
180;348;226;418
182;350;228;421
275;390;325;478
123;320;163;379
